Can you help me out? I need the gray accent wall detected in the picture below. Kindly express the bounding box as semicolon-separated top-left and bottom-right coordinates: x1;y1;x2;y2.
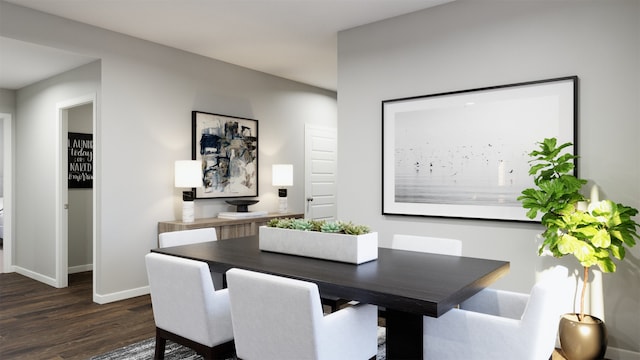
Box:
337;0;639;355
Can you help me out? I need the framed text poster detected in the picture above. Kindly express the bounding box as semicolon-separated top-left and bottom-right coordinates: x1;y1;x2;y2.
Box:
68;132;93;189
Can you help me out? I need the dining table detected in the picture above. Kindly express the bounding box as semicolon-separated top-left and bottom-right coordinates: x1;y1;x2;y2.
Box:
151;235;510;359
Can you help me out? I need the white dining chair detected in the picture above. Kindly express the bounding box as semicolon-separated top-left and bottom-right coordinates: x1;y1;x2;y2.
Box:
145;253;235;360
391;234;462;256
423;265;572;360
158;227;217;248
158;227;224;289
226;268;378;360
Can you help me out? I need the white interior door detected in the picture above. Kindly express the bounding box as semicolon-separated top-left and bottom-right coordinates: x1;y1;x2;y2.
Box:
304;125;337;220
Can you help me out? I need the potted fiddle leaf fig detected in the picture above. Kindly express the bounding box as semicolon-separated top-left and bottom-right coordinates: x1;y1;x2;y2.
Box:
518;138;639;360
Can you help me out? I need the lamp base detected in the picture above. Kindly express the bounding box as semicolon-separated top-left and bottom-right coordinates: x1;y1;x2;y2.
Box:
182;200;195;223
278;197;288;213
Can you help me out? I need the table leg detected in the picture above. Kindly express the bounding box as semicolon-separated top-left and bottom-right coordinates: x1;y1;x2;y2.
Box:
385;308;423;359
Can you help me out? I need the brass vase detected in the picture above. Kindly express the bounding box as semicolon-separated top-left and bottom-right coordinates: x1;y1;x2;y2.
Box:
559;313;607;360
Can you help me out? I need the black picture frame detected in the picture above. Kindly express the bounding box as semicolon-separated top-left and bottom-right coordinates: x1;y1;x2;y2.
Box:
192;111;258;199
68;132;93;189
382;76;578;222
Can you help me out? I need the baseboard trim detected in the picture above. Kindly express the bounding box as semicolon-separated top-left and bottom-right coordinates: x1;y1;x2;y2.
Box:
68;264;93;274
607;346;640;360
14;266;57;287
93;285;149;304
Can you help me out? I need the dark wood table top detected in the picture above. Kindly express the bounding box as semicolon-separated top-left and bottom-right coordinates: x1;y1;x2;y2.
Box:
151;235;509;317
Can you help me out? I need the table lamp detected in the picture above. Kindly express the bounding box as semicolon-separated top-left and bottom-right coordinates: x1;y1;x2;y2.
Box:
175;160;202;222
272;164;293;213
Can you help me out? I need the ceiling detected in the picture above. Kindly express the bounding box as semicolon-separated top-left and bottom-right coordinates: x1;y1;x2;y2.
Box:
0;36;98;90
1;0;453;91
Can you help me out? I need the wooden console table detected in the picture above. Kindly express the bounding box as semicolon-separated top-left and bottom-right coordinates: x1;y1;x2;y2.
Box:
158;213;303;241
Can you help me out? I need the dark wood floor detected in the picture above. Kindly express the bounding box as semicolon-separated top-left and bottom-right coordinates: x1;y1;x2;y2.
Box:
0;271;570;360
0;271;155;360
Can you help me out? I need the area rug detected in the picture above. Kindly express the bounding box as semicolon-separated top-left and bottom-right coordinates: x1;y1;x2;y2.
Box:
91;327;387;360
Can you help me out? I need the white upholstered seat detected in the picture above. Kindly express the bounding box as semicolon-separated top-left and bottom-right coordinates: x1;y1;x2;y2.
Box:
145;253;234;359
391;234;462;256
423;265;572;360
158;227;217;248
226;268;378;360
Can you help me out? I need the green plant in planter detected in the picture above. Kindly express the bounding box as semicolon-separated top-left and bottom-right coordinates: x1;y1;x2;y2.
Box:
266;218;371;235
291;218;313;231
342;222;371;236
320;221;343;233
518;138;639;321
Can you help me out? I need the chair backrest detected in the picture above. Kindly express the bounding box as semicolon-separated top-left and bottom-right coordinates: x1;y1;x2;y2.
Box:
520;265;572;360
459;287;530;320
158;227;217;248
392;234;462;256
145;253;232;347
226;268;325;360
424;265;571;360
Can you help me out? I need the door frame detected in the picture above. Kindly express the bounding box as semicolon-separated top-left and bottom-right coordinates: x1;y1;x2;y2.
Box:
1;113;13;273
55;94;96;288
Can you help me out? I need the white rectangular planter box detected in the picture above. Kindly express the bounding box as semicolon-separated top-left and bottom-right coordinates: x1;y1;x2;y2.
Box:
259;226;378;264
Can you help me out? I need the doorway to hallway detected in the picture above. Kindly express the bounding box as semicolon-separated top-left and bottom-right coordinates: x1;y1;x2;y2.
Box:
55;94;95;290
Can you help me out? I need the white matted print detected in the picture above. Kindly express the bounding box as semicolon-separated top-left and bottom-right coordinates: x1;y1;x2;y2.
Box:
382;76;577;221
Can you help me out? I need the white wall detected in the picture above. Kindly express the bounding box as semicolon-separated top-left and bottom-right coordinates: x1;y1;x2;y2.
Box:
1;2;337;302
0;89;15;273
0;89;14;113
13;61;100;282
0;88;15;197
338;0;639;355
0;117;3;197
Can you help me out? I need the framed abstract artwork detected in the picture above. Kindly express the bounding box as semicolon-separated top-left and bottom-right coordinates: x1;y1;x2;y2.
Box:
192;111;258;199
382;76;578;221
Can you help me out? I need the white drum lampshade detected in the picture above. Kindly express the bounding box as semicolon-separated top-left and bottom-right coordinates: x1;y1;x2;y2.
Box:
175;160;203;222
272;164;293;213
